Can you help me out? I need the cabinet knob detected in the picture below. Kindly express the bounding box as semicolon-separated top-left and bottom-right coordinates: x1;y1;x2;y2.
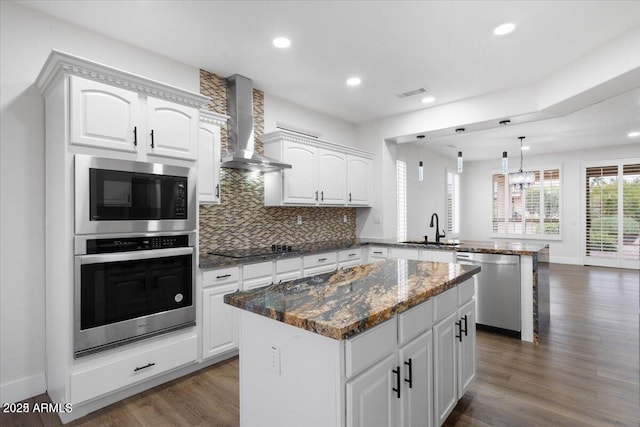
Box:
349;192;352;202
404;358;413;388
133;126;137;146
455;320;463;342
315;190;318;201
215;184;220;198
133;362;155;372
150;129;155;148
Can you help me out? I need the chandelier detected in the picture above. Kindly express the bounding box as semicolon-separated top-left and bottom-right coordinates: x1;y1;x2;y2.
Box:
509;136;535;190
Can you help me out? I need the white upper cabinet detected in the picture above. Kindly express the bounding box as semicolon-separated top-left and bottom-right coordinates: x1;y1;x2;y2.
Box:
317;148;347;204
70;76;140;152
198;110;228;204
347;155;372;206
146;97;199;160
263;130;373;207
37;50;209;164
282;140;317;204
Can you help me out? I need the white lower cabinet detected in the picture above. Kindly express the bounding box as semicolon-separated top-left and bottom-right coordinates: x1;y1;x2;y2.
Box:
346;353;398;427
338;248;363;268
389;247;421;260
303;251;338;277
201;267;240;360
398;331;433;427
242;261;274;290
276;257;303;282
202;283;239;359
433;285;476;426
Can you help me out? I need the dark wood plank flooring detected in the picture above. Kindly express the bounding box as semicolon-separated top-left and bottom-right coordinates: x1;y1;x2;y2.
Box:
2;264;638;426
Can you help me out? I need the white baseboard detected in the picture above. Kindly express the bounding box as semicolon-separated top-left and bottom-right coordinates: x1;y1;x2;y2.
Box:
0;372;46;404
549;256;582;265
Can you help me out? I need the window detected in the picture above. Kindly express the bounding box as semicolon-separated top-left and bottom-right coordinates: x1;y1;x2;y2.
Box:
396;160;407;242
447;171;460;236
492;167;561;238
585;160;640;269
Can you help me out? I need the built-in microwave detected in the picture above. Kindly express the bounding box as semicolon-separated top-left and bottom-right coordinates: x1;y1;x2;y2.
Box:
75;155;196;235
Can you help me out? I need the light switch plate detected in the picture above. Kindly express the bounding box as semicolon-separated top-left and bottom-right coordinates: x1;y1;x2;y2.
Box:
270;344;281;375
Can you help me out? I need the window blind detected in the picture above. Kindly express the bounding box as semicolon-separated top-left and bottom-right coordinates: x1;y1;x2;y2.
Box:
447;171;460;235
396;160;407;242
585;165;619;257
492;168;560;238
622;163;640;262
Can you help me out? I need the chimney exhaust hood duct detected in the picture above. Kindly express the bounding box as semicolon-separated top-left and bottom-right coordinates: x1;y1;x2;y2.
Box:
221;74;291;172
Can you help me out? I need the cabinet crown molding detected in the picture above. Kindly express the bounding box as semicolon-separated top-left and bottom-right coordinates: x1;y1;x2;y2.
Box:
200;109;229;126
262;130;374;159
36;50;210;109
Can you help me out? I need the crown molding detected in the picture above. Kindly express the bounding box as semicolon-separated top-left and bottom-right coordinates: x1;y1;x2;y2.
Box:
261;130;373;158
199;109;229;126
35;50;210;109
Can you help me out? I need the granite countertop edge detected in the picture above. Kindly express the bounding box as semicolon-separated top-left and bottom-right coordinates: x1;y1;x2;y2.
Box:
224;264;481;341
200;239;548;269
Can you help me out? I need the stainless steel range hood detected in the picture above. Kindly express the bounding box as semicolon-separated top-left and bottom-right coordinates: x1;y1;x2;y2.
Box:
221;74;291;172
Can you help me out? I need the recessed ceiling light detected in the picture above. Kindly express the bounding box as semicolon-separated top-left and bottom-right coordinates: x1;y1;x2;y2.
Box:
521;145;530;151
346;77;361;86
494;23;516;36
273;37;291;48
421;96;435;104
628;131;640;138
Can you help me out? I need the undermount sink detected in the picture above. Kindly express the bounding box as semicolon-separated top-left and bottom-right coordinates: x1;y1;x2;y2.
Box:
401;240;460;247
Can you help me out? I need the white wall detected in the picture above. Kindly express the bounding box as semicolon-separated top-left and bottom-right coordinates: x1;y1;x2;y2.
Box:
460;144;640;264
397;143;456;242
264;94;357;147
0;1;200;403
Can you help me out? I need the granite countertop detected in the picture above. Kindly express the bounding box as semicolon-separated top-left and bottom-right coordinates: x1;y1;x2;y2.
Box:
224;259;480;340
200;238;548;269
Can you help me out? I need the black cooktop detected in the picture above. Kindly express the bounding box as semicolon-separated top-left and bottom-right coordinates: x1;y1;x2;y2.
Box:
208;245;299;259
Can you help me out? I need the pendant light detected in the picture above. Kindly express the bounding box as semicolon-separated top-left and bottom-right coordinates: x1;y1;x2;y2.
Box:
455;128;464;173
499;120;510;174
417;135;425;181
509;136;535;190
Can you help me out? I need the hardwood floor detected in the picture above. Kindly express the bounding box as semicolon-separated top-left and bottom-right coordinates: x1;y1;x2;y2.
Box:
3;264;638;426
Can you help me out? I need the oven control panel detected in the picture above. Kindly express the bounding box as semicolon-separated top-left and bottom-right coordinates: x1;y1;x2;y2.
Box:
86;234;190;254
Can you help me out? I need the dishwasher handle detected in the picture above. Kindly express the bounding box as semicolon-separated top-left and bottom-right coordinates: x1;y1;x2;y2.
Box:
456;254;519;265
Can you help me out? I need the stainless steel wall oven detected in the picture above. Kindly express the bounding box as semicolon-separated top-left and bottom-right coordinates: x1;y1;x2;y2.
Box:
74;232;196;357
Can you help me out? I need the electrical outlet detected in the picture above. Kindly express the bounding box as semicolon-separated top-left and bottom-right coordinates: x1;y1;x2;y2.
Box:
297;215;302;225
343;214;348;223
270;344;281;375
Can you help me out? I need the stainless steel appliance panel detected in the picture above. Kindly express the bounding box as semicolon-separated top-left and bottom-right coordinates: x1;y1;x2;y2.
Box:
456;252;521;332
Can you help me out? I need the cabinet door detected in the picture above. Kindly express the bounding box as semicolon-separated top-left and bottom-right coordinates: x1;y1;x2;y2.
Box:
69;76;139;152
202;283;239;359
347;155;372;206
398;331;433;427
346;353;398;427
317;148;347;204
198;121;221;204
146;97;198;160
282;141;317;204
433;311;457;426
389;248;421;260
457;299;476;398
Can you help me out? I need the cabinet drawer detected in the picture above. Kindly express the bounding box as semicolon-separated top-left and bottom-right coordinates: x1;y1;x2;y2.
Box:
434;287;458;323
202;266;239;287
303;251;337;268
71;333;197;404
345;317;397;378
458;278;475;304
389;247;420;260
243;261;273;290
276;256;302;273
368;246;388;259
421;249;455;263
338;248;362;263
398;300;433;345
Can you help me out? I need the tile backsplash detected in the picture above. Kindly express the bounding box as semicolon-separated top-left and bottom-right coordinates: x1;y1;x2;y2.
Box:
199;69;356;253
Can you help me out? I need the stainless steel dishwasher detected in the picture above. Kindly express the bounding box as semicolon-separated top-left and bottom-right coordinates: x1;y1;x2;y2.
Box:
456;252;521;335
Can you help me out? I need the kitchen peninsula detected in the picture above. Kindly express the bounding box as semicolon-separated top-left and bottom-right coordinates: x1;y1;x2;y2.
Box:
224;259;480;427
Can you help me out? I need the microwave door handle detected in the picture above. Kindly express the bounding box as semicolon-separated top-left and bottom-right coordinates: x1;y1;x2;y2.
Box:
77;247;194;265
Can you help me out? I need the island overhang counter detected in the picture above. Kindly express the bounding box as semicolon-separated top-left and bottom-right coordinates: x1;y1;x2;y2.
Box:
224;259;481;427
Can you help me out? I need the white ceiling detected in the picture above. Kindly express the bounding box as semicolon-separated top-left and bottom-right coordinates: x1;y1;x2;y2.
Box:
19;0;640;159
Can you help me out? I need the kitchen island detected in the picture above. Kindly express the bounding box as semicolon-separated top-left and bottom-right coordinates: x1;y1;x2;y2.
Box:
225;259;480;427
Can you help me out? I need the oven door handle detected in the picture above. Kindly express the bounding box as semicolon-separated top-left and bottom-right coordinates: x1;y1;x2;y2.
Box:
77;247;194;265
